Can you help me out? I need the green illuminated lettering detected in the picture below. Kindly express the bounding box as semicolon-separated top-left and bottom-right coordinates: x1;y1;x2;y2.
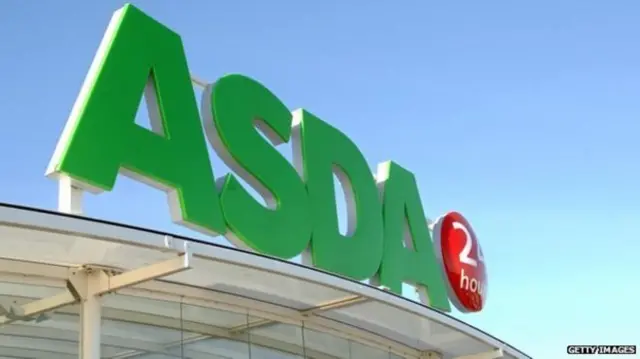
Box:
202;75;312;258
46;4;226;235
373;162;451;312
292;110;384;280
47;4;470;313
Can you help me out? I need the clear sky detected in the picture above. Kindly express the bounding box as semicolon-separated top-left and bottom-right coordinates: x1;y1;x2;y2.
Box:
1;1;639;358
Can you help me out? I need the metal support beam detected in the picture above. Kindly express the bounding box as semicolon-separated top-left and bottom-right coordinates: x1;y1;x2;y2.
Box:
421;351;443;359
94;252;192;296
0;250;192;359
454;348;504;359
427;217;435;231
229;295;367;334
191;74;208;89
75;251;191;359
0;291;76;325
300;295;367;316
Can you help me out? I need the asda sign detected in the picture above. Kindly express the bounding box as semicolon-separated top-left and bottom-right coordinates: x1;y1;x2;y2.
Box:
47;4;487;314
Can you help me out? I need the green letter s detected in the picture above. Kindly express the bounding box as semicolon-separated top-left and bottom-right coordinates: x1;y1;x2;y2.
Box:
202;75;312;259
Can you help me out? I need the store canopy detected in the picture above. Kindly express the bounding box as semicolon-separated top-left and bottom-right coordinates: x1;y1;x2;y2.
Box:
0;203;529;359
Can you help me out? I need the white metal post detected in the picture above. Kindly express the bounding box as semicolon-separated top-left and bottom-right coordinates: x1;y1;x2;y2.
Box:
78;270;103;359
58;175;84;215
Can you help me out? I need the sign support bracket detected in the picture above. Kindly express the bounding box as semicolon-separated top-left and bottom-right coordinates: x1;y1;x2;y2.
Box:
58;175;84;215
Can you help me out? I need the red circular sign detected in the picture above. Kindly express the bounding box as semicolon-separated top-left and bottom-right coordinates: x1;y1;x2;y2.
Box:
433;212;487;312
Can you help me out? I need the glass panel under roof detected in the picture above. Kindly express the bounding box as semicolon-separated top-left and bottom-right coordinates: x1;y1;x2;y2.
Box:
165;256;355;310
320;299;498;357
0;280;79;359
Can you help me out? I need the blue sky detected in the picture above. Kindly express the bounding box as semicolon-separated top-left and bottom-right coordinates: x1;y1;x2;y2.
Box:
1;1;640;357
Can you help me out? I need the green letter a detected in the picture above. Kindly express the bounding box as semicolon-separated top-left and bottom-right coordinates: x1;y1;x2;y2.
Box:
373;161;451;312
46;4;226;235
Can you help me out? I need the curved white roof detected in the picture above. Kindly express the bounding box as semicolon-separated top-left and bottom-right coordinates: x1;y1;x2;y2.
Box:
0;203;529;359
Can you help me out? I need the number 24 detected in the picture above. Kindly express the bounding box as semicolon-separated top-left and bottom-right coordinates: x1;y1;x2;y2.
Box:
453;221;484;267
